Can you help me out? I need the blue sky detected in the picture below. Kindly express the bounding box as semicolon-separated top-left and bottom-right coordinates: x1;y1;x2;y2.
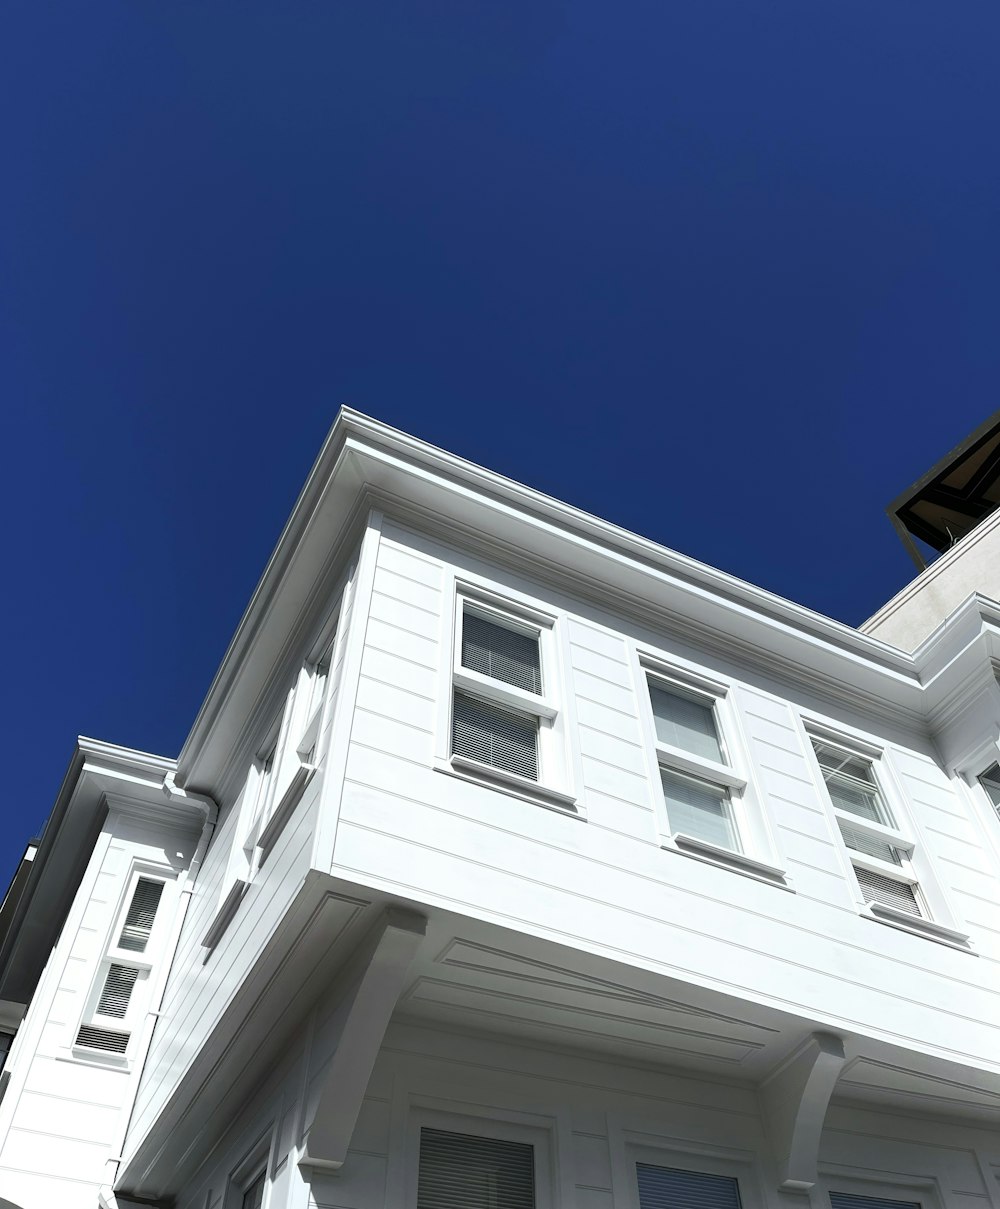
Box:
3;1;999;881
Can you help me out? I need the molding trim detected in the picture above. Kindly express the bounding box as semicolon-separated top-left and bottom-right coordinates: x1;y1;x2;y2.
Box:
299;907;427;1176
760;1031;846;1192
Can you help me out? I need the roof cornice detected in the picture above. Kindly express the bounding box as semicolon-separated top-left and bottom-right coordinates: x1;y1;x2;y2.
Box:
178;410;998;791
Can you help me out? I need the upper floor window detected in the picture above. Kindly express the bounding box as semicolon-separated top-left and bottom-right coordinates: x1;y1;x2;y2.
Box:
812;738;927;918
637;660;786;885
75;870;170;1060
830;1192;921;1209
450;598;559;791
649;681;741;852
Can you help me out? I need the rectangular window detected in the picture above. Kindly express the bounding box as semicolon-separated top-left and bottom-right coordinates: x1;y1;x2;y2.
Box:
418;1126;535;1209
647;678;744;853
636;1163;742;1209
75;872;167;1059
241;1171;266;1209
811;737;926;920
978;763;1000;817
830;1193;921;1209
450;599;559;790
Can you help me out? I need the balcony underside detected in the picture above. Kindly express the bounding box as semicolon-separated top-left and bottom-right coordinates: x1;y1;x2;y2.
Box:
117;872;1000;1200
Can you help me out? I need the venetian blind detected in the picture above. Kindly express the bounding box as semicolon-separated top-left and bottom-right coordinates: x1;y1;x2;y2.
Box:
453;691;538;781
636;1163;742;1209
418;1127;536;1209
853;865;921;916
462;612;541;694
117;877;165;953
830;1192;920;1209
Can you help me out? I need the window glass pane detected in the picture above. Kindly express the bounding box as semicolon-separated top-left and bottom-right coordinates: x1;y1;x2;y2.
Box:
241;1171;266;1209
118;878;165;953
97;964;140;1019
462;611;542;695
979;763;1000;813
418;1127;535;1209
830;1192;920;1209
813;744;894;827
853;865;922;916
838;823;903;866
661;770;739;851
636;1163;742;1209
649;686;724;763
453;691;538;781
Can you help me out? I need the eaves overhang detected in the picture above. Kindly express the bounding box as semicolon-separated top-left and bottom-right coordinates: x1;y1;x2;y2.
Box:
178;409;934;794
0;739;180;1009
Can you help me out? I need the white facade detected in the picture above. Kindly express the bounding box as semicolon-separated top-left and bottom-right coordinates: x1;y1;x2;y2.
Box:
1;412;1000;1209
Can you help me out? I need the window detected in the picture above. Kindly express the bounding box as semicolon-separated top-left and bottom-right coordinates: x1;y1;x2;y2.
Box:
241;1171;266;1209
418;1126;536;1209
646;676;745;854
978;763;1000;818
811;738;929;920
445;594;568;807
830;1193;921;1209
636;1163;742;1209
75;872;168;1059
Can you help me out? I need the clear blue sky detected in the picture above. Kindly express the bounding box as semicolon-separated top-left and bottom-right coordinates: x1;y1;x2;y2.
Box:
3;1;998;883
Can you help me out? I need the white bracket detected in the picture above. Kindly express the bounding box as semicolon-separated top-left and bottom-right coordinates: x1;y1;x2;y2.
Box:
761;1032;846;1193
298;907;426;1176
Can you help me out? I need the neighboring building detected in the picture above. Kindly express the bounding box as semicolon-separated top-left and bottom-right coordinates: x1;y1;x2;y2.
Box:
1;410;1000;1209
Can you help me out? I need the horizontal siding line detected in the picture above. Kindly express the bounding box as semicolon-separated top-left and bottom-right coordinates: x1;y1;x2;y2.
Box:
784;857;843;881
764;792;827;817
569;663;633;692
338;821;1000;1023
370;587;439;621
0;1161;102;1188
349;739;426;771
937;854;995;878
574;692;640;722
953;886;1000;908
750;735;810;765
1;1121;114;1146
346;1148;388;1160
756;763;817;789
577;721;645;751
354;703;435;738
961;917;1000;939
776;822;836;846
923;823;977;843
363;637;437;673
358;671;436;704
572;1130;610;1140
580;754;648;783
378;536;442;568
741;708;796;732
14;1085;121;1110
906;796;968;820
366;613;439;646
576;1184;614;1194
583;792;655;815
375;563;443;594
823;1122;993;1157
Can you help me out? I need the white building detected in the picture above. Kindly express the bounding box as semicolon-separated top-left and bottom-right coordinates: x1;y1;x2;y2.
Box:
1;410;1000;1209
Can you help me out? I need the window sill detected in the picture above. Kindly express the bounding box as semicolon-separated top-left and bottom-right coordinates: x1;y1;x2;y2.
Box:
662;833;792;890
201;879;248;955
435;756;581;818
63;1048;129;1070
860;902;972;951
257;763;317;863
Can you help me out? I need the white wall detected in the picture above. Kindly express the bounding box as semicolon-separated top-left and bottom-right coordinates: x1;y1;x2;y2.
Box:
331;517;1000;1071
173;1014;1000;1209
863;509;1000;652
0;811;197;1209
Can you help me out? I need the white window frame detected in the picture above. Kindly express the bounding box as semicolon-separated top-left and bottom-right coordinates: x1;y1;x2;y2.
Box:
610;1126;762;1209
405;1106;555;1209
805;723;970;948
434;580;578;815
817;1166;942;1209
72;863;176;1065
224;1126;275;1209
633;650;787;887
